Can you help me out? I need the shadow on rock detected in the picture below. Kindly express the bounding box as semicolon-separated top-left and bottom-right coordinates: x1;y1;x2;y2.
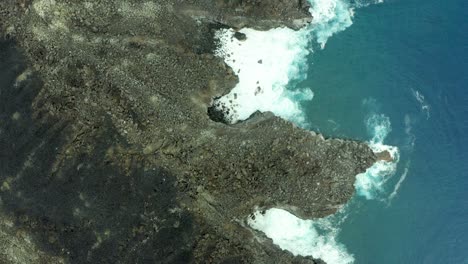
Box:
0;40;194;263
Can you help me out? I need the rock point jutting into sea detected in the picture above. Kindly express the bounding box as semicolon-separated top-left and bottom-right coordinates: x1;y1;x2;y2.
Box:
0;0;377;263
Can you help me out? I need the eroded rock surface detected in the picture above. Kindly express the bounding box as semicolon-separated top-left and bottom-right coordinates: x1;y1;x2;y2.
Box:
0;1;375;263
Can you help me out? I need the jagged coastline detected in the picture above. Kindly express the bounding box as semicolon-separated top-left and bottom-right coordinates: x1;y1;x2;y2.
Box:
0;1;376;263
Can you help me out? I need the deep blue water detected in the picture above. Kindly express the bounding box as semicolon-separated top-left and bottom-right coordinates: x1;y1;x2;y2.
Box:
300;0;468;262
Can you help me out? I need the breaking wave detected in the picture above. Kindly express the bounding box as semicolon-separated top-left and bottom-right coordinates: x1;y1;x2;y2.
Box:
386;114;416;204
247;108;400;263
212;0;369;124
213;27;313;124
308;0;354;48
212;0;398;263
354;101;400;200
248;208;354;264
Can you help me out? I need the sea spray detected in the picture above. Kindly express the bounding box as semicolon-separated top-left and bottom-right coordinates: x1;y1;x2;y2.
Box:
386;114;416;204
354;111;400;200
411;88;431;120
248;112;400;262
308;0;354;48
213;27;313;124
212;0;358;124
248;208;354;264
213;0;396;262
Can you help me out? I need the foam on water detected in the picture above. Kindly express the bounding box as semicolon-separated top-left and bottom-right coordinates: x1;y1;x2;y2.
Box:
354;113;400;200
411;88;431;119
387;164;409;204
386;114;415;204
212;0;360;124
247;110;401;261
404;114;416;148
307;0;354;48
213;27;312;124
248;208;354;264
213;0;395;262
352;0;385;8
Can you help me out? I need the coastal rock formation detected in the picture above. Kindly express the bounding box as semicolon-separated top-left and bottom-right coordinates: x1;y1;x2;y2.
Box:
177;0;313;30
0;0;375;263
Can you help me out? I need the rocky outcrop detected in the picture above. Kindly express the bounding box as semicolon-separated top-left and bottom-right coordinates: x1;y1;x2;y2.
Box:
0;0;374;263
176;0;313;30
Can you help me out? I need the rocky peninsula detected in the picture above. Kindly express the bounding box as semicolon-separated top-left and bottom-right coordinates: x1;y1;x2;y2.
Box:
0;0;376;263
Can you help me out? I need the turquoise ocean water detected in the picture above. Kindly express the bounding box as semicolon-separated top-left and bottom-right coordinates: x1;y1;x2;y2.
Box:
297;0;468;262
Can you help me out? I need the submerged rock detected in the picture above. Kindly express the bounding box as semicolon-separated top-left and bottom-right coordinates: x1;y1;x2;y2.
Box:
0;1;375;263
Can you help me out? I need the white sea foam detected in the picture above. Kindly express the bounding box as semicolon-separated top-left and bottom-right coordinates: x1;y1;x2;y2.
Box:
354;113;400;200
403;114;417;151
404;115;414;144
213;27;313;124
385;114;415;204
248;112;401;261
411;88;431;119
387;165;409;204
212;0;394;262
248;208;354;264
352;0;385;8
212;0;361;124
307;0;354;48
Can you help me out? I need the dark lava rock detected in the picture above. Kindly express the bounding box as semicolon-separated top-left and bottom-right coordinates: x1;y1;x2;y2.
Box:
177;0;313;30
234;31;247;41
207;101;230;124
0;1;375;263
376;150;394;162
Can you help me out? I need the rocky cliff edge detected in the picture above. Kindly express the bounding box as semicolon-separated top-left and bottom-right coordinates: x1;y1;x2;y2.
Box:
0;1;375;263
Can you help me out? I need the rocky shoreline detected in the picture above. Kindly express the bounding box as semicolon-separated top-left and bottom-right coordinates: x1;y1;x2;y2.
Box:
0;1;376;263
